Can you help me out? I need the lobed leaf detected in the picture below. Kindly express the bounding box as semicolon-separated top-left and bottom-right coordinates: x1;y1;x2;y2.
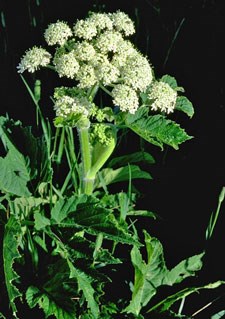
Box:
125;107;192;150
68;260;100;319
125;230;204;316
26;286;75;319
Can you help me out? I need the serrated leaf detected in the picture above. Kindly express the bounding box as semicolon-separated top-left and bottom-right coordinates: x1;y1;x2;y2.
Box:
0;116;52;185
65;205;138;245
51;194;87;224
108;151;155;168
125;107;192;150
3;216;22;318
26;286;75;319
95;165;152;189
51;195;138;245
68;260;99;319
0;149;31;196
125;231;204;316
175;96;194;118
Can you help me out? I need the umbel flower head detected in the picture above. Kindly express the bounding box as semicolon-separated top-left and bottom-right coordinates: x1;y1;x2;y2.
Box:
148;81;177;114
17;46;51;73
44;20;73;46
17;11;156;118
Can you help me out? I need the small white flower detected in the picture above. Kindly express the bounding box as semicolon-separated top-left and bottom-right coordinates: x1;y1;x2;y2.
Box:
73;19;97;40
111;40;136;68
111;11;135;36
74;41;96;61
76;64;98;89
148;81;177;114
54;95;90;118
17;46;51;73
95;30;123;54
112;84;139;114
44;20;73;46
121;51;153;91
95;59;120;86
53;51;79;79
88;12;113;31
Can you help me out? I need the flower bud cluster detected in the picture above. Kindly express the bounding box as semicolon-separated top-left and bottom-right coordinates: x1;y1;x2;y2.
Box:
90;123;114;146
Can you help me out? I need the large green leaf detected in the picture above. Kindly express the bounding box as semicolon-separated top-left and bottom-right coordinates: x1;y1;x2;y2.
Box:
125;107;192;150
0;149;31;196
3;216;22;318
26;286;75;319
125;230;204;316
94;165;152;189
0;116;52;186
51;195;138;245
108;151;155;168
51;194;88;224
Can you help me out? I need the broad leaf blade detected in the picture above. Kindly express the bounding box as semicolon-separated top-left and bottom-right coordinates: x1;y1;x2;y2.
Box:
125;107;192;150
26;286;75;319
95;165;152;189
125;231;204;316
163;252;204;285
108;151;155;168
0;149;31;196
125;233;168;315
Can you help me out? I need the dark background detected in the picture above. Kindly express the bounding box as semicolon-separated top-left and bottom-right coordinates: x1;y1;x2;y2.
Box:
1;0;225;316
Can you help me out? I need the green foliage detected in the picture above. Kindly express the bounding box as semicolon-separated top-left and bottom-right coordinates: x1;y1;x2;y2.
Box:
1;8;223;319
3;216;22;318
95;165;152;189
125;230;204;316
125;107;192;150
148;280;225;314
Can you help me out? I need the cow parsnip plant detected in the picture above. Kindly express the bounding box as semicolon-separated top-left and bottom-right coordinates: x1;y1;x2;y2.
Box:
1;10;224;319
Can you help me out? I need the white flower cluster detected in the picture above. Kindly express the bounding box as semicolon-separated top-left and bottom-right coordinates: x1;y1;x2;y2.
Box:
112;84;139;114
17;11;155;115
17;46;51;73
54;95;91;118
54;51;79;78
44;20;73;46
148;81;177;114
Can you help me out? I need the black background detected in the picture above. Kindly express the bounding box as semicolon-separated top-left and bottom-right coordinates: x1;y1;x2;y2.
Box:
1;0;225;316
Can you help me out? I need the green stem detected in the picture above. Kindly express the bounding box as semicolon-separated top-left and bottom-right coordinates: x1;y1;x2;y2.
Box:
99;83;112;96
78;126;94;194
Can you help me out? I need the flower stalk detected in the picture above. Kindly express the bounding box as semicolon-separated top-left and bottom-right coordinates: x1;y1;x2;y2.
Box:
77;125;94;194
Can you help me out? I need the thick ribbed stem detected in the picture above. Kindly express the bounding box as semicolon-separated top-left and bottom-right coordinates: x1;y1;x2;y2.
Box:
78;127;94;194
